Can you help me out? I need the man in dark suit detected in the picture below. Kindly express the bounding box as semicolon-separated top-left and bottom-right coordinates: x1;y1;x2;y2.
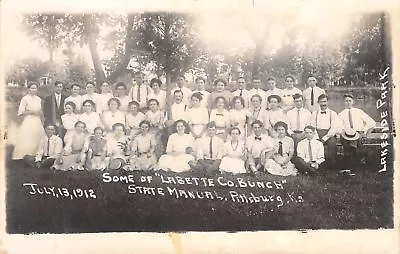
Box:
43;81;66;138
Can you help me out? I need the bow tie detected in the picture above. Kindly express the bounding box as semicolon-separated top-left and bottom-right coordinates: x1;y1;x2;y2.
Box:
255;136;262;141
320;111;327;114
216;113;224;116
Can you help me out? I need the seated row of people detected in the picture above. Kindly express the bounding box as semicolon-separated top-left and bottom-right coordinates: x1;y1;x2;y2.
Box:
24;119;326;176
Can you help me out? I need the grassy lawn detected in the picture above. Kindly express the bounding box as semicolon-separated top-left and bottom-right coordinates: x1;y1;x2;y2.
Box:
6;156;393;234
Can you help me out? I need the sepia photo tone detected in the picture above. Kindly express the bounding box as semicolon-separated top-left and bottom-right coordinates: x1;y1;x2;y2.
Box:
1;3;396;239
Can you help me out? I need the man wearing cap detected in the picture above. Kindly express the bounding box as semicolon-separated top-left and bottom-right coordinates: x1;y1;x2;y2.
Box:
128;72;151;111
232;77;251;108
190;121;224;175
338;94;376;169
249;77;268;109
302;75;326;112
171;74;193;106
286;93;312;151
292;125;325;174
265;77;283;109
311;94;340;168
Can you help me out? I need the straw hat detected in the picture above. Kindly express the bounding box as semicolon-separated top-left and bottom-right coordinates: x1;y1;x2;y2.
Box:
341;128;360;141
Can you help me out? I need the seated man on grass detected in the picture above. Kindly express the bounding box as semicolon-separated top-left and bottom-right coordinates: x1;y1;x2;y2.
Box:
24;124;63;169
190;121;224;175
292;125;325;174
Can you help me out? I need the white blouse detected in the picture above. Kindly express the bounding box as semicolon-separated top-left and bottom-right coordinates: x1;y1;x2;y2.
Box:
187;107;209;125
64;95;83;112
209;109;230;128
61;113;79;131
126;112;146;130
101;110;126;131
78;112;102;134
166;133;195;153
18;95;42;116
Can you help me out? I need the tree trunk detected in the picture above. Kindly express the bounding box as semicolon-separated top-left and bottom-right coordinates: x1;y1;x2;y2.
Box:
88;37;106;84
164;15;173;121
108;14;136;83
83;15;106;86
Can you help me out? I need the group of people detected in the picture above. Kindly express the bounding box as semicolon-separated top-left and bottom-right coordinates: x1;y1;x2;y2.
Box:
11;72;376;176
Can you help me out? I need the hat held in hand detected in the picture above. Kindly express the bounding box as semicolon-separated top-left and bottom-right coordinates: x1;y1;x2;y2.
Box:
341;128;360;141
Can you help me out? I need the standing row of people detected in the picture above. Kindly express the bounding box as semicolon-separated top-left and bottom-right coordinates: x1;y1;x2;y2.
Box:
12;73;376;175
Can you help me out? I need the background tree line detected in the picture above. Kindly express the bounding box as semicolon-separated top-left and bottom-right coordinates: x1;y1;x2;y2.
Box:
6;12;390;90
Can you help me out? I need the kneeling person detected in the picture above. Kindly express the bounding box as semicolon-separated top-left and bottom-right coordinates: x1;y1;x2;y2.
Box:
292;125;325;174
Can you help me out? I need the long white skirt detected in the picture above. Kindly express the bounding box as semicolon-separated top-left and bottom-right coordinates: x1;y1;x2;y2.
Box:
158;154;194;172
264;156;297;176
12;115;45;160
219;157;246;174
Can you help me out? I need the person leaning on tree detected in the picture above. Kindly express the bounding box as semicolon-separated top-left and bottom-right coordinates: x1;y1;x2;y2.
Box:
310;94;340;168
338;93;376;170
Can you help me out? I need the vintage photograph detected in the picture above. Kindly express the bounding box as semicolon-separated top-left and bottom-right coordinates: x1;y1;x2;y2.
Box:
2;5;395;235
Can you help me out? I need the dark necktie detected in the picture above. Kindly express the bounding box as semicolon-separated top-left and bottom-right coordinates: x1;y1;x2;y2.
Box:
308;140;313;162
239;89;243;97
46;137;50;156
296;109;301;131
137;85;141;102
255;136;262;141
278;141;283;156
320;111;326;114
311;88;314;106
348;109;354;128
209;137;213;159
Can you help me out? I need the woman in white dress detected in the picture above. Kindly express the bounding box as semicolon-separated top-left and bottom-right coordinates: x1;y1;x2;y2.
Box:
114;82;131;112
126;120;157;171
54;121;88;171
101;98;125;136
64;83;83;113
209;96;230;140
61;101;79;142
126;101;146;138
219;127;247;174
78;99;102;135
192;76;210;108
98;81;114;113
148;78;166;110
81;81;102;113
266;95;287;137
12;82;46;160
264;121;297;176
281;75;302;112
187;92;209;139
158;120;195;172
229;96;250;139
145;99;165;158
